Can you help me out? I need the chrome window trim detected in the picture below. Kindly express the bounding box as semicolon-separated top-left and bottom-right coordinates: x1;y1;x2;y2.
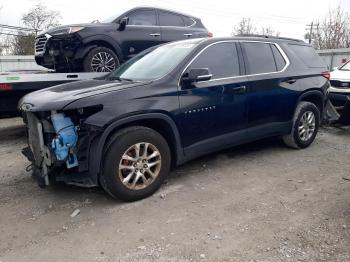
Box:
178;40;290;88
122;7;197;28
126;13;196;28
127;21;196;28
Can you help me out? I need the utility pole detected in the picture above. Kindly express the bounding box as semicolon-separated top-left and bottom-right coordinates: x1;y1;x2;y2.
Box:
306;22;320;45
306;22;314;44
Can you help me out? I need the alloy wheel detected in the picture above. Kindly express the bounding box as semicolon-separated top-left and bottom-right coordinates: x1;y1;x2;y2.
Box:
118;142;162;190
91;52;117;72
298;111;316;141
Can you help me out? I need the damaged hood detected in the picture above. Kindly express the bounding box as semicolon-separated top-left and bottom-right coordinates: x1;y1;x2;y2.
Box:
45;23;112;35
19;79;148;112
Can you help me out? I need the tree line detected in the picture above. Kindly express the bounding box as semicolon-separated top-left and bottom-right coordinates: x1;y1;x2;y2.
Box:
233;5;350;50
0;3;61;55
0;3;349;55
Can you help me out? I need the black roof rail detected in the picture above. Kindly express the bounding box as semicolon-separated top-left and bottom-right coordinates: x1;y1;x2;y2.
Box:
235;34;304;43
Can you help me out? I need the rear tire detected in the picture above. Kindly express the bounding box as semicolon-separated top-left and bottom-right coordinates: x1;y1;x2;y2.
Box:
83;47;120;72
283;101;320;149
100;126;171;202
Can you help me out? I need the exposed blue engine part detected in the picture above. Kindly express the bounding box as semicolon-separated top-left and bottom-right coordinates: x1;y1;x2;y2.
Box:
51;113;78;168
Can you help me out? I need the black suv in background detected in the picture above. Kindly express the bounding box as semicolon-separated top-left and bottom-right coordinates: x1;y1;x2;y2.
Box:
21;36;329;201
35;7;210;72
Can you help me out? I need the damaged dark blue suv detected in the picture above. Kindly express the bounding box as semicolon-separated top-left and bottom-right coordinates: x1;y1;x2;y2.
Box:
20;36;329;201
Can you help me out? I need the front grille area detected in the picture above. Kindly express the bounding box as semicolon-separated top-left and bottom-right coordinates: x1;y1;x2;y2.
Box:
26;112;44;166
35;34;48;54
330;80;350;89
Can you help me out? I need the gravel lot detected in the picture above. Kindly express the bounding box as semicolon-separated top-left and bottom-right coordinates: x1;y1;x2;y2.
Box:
0;117;350;262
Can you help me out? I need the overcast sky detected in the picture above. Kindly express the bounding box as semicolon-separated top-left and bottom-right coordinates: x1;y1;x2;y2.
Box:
1;0;349;40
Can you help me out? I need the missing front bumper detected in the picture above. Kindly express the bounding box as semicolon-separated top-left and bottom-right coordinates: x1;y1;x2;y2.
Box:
23;111;99;188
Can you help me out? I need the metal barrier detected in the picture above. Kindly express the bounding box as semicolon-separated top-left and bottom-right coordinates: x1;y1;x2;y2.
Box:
317;48;350;70
0;56;46;72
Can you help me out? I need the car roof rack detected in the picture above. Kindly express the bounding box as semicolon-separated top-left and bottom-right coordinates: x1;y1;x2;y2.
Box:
235;34;304;43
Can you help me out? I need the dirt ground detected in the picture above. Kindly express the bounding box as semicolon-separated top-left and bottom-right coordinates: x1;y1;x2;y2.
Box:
0;117;350;262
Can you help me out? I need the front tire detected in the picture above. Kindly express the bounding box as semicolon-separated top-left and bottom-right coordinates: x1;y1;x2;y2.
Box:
283;101;320;149
100;126;171;202
83;47;120;72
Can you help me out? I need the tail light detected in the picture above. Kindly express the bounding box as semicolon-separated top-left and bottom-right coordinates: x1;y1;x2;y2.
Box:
208;32;213;37
0;84;13;91
322;71;330;80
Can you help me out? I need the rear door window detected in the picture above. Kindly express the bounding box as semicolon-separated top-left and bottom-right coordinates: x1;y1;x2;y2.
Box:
188;42;240;79
242;42;277;74
128;10;157;26
159;11;184;27
288;44;325;68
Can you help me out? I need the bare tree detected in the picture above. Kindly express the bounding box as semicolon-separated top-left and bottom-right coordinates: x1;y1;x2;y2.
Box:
261;26;280;37
232;18;280;37
22;3;61;34
10;33;36;55
232;18;257;35
310;5;350;49
9;3;61;55
0;36;12;55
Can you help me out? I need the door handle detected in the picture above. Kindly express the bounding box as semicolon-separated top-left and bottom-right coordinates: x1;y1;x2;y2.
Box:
229;85;246;94
285;78;297;84
149;33;160;37
184;33;192;37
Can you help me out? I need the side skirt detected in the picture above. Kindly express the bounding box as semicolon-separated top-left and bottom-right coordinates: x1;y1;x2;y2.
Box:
182;121;292;163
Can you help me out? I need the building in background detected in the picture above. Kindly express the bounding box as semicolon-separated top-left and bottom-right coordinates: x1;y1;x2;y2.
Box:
317;48;350;70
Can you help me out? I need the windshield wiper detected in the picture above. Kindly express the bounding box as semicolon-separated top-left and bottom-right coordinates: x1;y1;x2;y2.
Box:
108;76;134;82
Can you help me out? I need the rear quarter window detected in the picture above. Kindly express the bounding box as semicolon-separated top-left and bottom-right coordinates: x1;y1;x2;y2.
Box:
159;11;184;27
183;16;195;26
271;45;287;71
288;44;325;68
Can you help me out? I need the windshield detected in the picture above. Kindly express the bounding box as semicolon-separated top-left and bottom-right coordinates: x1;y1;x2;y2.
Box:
101;10;126;23
101;15;120;23
108;42;197;81
340;60;350;71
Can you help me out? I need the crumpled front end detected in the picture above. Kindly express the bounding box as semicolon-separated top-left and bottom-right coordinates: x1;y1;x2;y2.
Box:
35;33;82;71
22;108;102;188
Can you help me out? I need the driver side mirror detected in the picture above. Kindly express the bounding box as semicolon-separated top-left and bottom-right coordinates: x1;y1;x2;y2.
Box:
332;66;338;71
182;68;212;88
118;17;129;31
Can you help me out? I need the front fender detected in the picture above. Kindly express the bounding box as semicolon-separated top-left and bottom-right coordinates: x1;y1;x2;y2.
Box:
88;113;184;183
74;45;97;60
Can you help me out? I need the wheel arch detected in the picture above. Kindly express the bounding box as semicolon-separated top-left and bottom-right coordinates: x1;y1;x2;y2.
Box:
298;90;325;116
89;113;184;183
78;35;124;62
